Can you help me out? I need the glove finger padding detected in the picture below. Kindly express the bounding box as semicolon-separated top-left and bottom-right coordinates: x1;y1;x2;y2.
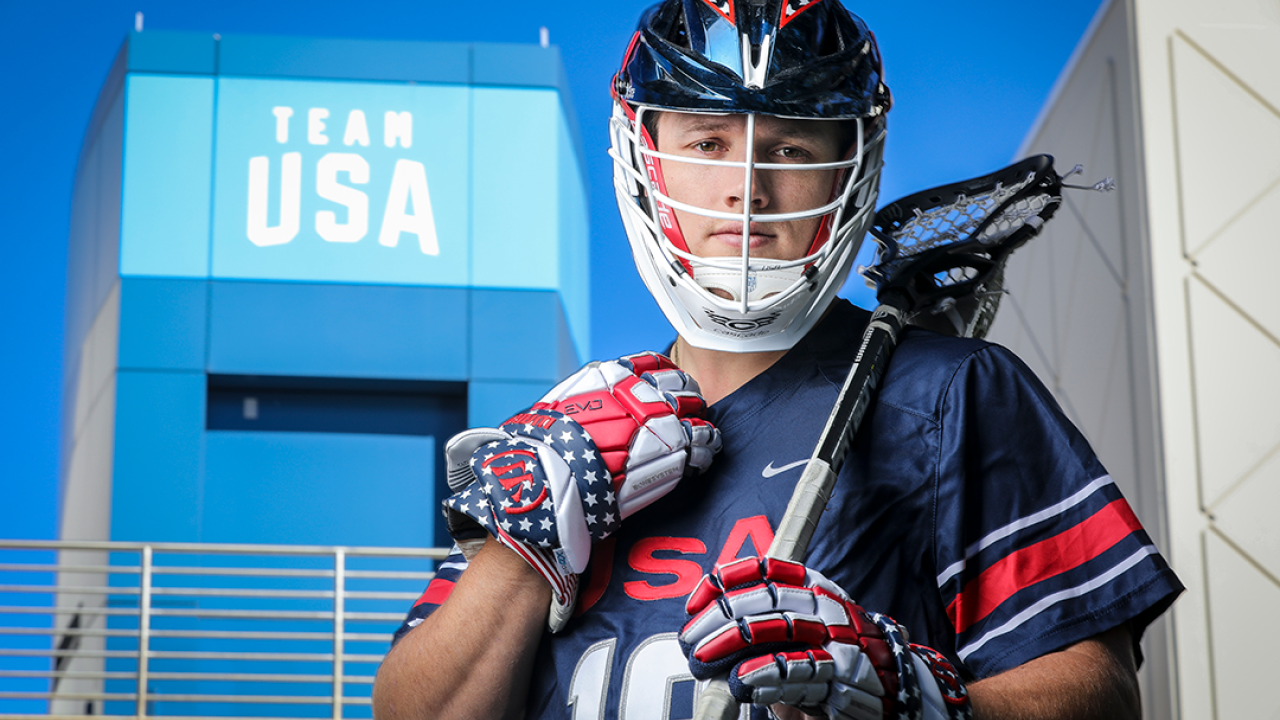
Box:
535;352;721;518
441;428;510;562
441;352;721;633
679;557;972;720
444;427;509;493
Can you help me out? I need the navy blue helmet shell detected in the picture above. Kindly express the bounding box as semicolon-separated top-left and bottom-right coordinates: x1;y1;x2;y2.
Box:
613;0;892;119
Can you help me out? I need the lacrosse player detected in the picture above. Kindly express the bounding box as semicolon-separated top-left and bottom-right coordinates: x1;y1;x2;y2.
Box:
373;2;1181;718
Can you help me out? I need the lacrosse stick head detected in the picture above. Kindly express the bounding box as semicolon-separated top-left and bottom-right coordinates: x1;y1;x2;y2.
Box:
863;154;1063;338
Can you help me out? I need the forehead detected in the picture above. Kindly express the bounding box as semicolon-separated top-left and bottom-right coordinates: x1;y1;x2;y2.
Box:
654;111;845;144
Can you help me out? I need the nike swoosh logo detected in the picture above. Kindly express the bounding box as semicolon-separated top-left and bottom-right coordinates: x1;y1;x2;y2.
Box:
762;459;807;478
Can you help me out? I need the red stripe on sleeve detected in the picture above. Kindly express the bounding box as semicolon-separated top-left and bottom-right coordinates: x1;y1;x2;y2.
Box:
414;578;456;608
947;499;1143;633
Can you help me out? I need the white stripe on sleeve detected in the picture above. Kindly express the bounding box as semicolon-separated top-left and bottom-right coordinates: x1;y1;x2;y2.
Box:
936;475;1114;587
956;544;1157;662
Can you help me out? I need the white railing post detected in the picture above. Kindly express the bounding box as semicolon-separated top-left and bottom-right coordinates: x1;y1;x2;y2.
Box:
332;548;346;720
136;545;153;719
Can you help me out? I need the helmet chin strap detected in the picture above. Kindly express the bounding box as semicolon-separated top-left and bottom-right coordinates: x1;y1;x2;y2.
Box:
692;265;805;303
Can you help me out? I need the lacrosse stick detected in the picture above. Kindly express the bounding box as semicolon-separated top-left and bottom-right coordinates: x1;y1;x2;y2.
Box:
694;154;1104;719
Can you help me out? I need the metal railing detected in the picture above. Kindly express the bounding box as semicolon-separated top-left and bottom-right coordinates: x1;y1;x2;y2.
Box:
0;539;448;719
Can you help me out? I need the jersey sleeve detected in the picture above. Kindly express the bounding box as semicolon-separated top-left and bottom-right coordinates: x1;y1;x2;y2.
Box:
390;546;470;647
932;344;1182;678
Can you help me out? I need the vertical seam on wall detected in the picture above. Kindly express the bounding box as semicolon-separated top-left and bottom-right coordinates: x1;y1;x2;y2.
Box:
1181;276;1207;519
1198;529;1218;720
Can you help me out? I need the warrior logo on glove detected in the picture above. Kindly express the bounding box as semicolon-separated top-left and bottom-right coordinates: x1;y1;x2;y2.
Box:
443;352;722;631
465;406;620;543
478;447;544;514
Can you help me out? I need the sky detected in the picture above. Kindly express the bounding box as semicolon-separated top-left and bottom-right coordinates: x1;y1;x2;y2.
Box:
0;0;1106;542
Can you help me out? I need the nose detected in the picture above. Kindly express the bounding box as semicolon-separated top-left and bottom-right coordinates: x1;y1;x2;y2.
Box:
723;154;772;211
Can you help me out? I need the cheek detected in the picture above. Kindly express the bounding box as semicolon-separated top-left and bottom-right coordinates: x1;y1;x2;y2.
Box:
661;162;725;211
785;169;839;207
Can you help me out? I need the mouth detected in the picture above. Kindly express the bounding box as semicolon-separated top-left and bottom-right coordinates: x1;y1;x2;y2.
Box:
710;223;774;249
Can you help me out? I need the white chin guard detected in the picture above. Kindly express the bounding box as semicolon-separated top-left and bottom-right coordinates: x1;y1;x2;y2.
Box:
693;265;805;303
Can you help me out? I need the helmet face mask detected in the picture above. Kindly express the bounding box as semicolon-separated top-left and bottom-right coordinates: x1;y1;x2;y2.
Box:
609;0;891;353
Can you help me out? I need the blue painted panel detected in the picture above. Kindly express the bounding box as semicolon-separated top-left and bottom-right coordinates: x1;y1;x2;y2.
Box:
218;35;469;84
472;43;564;89
210;78;470;286
203;431;435;547
208;281;468;379
118;278;208;371
111;370;206;542
471;289;575;382
126;30;217;74
120;74;214;278
472;43;583;162
472;88;559;290
467;380;555;429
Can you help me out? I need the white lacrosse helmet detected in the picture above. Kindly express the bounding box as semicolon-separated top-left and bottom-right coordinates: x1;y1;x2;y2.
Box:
609;0;891;352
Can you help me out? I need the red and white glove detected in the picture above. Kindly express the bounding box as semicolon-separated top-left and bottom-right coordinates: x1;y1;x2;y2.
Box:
444;352;721;631
679;557;971;720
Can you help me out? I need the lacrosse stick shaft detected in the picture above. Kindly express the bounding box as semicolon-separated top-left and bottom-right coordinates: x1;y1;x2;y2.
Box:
694;298;907;720
770;302;904;562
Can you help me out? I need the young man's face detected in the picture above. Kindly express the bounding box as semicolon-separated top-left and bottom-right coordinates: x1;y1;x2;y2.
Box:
653;111;847;264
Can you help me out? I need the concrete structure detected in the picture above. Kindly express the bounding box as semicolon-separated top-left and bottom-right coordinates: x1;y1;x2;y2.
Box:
987;0;1280;717
57;29;589;715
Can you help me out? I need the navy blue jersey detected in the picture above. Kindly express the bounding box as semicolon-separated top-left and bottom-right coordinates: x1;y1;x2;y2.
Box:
394;299;1182;718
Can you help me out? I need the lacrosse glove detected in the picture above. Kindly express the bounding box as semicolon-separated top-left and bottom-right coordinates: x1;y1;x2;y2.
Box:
680;557;971;720
444;352;721;632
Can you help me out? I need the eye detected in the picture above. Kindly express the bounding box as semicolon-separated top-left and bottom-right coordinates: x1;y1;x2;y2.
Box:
692;140;723;154
774;146;811;162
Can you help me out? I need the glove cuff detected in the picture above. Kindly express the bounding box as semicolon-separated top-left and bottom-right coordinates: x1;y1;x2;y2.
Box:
491;523;580;634
868;613;971;720
908;644;971;720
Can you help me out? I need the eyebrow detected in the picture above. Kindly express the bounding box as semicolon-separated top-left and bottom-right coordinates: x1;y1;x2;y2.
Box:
669;115;837;143
669;116;738;134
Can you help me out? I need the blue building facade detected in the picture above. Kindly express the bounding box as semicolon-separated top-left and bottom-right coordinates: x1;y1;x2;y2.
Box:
61;30;589;554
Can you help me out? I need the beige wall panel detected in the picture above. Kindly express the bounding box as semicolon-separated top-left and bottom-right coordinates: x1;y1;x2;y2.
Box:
1204;530;1280;719
1170;34;1280;257
1213;448;1280;583
1187;278;1280;508
1192;180;1280;340
1170;10;1280;116
1132;0;1280;717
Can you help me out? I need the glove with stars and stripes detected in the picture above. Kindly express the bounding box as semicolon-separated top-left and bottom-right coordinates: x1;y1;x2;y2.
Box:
443;352;721;632
680;557;972;720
